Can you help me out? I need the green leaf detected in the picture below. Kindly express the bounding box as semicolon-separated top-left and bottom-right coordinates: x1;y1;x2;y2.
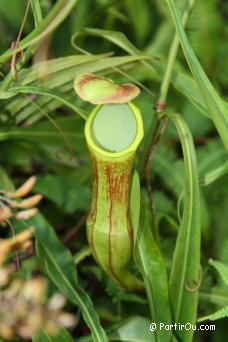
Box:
0;115;86;153
32;328;73;342
130;170;141;245
31;0;43;26
152;145;184;198
170;69;211;118
1;55;150;124
168;113;200;342
198;306;228;322
73;28;224;118
201;162;228;186
108;316;155;342
3;54;107;123
125;0;151;47
0;85;87;120
197;139;227;175
166;0;228;149
79;316;154;342
74;246;91;266
0;166;14;190
134;199;172;342
0;0;33;32
187;0;222;72
0;0;79;64
29;213;107;342
18;54;108;85
32;213;78;283
72;28;140;58
33;174;91;213
209;260;228;286
199;287;228;307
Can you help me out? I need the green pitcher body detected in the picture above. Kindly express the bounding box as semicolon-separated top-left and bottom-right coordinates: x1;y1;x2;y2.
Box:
85;102;144;290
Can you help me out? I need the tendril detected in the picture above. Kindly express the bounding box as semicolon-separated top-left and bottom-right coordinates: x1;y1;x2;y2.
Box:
185;265;202;292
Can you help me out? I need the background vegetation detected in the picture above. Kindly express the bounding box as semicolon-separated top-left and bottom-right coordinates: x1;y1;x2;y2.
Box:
0;0;227;341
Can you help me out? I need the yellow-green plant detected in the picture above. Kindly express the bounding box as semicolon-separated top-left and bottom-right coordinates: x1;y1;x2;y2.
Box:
75;73;144;290
0;1;227;341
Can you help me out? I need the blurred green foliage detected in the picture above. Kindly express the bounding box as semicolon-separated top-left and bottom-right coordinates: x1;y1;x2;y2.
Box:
0;0;227;341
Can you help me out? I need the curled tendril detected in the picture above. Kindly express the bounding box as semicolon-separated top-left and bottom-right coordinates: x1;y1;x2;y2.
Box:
185;265;202;292
9;41;24;82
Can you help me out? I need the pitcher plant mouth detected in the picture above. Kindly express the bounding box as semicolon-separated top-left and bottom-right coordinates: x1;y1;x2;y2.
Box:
85;102;144;158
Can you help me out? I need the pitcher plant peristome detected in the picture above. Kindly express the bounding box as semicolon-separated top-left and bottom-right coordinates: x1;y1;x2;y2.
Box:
74;73;144;290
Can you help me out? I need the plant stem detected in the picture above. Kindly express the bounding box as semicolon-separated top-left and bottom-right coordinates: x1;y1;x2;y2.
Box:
145;116;169;243
31;0;43;26
64;214;88;244
158;0;195;104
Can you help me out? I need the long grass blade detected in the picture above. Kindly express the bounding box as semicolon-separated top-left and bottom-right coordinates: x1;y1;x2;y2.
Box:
168;113;200;341
0;85;88;119
166;0;228;149
134;199;172;342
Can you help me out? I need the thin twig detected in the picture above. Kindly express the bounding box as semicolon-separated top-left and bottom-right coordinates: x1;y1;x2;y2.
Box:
63;214;88;244
8;243;35;275
145;116;169;241
10;0;31;81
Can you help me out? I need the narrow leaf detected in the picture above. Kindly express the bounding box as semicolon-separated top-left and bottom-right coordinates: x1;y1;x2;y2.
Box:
166;0;228;149
33;174;90;213
209;259;228;286
134;200;172;342
32;328;73;342
0;85;87;120
29;213;107;342
0;116;86;153
199;287;228;307
198;306;228;322
169;114;200;342
78;316;154;342
201;162;228;186
130;170;141;245
73;28;226;118
108;316;155;342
